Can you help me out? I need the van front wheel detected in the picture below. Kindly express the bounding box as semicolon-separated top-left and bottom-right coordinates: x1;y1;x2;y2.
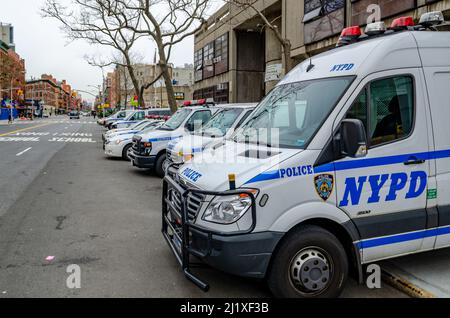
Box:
267;225;348;298
154;153;166;178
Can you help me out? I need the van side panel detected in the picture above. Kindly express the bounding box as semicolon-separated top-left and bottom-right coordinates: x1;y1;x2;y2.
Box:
423;68;450;248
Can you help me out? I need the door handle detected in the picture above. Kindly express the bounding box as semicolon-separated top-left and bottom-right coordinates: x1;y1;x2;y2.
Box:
404;156;426;165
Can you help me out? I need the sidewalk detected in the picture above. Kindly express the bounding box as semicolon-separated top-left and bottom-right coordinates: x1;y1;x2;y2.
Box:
381;248;450;298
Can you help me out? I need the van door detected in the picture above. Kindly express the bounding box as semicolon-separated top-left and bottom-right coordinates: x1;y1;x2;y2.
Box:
423;68;450;249
333;71;431;263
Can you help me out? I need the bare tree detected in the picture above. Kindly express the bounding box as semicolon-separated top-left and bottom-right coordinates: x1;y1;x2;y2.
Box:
42;0;149;108
227;0;293;73
113;0;211;113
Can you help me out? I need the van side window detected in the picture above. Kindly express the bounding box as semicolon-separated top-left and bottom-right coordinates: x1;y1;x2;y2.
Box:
186;110;211;131
346;76;414;148
370;76;414;146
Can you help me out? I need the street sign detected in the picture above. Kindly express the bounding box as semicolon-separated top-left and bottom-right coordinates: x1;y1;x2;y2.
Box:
265;63;283;82
174;92;185;100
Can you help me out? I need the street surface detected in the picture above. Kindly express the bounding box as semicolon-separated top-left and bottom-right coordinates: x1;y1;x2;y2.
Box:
0;117;405;297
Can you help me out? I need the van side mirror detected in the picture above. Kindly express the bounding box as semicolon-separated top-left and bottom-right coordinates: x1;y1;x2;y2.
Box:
340;119;368;158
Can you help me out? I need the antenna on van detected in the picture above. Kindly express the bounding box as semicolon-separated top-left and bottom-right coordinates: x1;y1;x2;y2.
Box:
306;57;315;72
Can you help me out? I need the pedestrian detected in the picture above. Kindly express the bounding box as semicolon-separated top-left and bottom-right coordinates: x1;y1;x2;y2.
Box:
8;113;12;124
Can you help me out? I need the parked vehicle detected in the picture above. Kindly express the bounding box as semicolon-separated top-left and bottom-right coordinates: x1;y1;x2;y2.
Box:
129;99;220;177
162;12;450;298
164;103;257;171
145;108;172;120
104;120;164;160
110;109;172;130
103;120;155;142
69;111;80;119
101;110;134;128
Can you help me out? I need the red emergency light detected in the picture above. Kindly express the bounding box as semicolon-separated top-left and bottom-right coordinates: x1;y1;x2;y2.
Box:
390;16;414;30
183;100;192;106
197;99;206;105
336;26;362;47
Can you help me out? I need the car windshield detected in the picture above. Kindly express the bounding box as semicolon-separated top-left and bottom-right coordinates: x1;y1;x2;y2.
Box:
132;121;148;129
196;108;244;137
158;108;191;131
234;76;354;148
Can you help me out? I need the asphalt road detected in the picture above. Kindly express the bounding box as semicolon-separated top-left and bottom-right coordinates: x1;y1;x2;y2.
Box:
0;117;406;297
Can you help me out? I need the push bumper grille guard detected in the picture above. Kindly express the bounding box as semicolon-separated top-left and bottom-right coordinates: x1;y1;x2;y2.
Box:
162;164;257;292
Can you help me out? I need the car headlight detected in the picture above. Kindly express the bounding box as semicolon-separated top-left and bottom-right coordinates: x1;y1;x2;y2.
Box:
202;189;258;224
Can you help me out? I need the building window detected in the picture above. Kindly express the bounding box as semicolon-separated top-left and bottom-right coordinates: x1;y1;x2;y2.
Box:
203;41;214;79
214;32;229;75
303;0;345;44
215;83;229;103
303;0;344;23
194;49;203;82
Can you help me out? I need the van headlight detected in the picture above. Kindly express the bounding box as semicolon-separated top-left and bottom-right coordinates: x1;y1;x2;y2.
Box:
202;189;258;224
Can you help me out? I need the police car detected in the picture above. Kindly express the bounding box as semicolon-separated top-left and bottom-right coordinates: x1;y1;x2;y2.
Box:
101;110;134;128
110;108;172;130
162;12;450;298
164;103;257;171
129;99;221;177
104;120;163;160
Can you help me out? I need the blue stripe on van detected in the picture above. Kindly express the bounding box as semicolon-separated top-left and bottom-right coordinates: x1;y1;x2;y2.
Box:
245;148;450;184
356;226;450;249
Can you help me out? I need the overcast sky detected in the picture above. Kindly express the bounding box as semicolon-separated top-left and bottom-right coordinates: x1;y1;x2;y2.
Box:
0;0;223;102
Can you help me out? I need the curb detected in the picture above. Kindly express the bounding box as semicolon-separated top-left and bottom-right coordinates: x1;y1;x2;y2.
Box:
381;268;435;298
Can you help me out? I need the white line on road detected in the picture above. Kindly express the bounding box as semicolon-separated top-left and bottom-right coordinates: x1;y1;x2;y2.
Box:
16;147;32;156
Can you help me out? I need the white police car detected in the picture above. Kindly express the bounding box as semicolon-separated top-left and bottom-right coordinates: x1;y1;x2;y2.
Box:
104;120;163;160
130;99;221;177
164;103;257;170
162;12;450;298
102;110;134;128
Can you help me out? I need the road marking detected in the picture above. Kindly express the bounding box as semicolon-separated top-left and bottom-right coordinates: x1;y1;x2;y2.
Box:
0;123;52;137
16;147;32;156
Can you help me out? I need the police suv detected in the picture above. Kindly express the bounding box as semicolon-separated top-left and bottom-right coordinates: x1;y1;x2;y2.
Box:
164;103;257;170
130;99;221;177
162;12;450;298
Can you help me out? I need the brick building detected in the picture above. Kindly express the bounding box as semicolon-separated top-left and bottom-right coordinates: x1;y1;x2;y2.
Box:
0;39;25;104
193;0;450;104
25;75;81;115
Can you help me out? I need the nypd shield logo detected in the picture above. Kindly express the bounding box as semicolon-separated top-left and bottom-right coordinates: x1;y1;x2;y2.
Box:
314;174;334;201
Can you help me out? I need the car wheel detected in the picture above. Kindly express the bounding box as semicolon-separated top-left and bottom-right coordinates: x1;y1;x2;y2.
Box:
267;225;348;298
122;144;132;161
155;153;167;178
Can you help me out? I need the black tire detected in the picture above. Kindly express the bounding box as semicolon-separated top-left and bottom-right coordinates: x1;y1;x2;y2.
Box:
267;225;348;298
122;144;132;161
154;153;166;178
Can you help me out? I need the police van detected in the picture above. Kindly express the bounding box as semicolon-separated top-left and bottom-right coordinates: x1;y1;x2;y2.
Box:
164;103;257;171
129;99;221;177
162;12;450;298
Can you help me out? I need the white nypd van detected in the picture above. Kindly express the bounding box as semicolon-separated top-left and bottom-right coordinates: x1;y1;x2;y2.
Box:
162;12;450;298
164;103;257;170
130;100;221;177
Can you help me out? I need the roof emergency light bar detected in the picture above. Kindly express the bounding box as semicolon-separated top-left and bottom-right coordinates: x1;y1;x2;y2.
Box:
336;11;447;47
182;98;215;107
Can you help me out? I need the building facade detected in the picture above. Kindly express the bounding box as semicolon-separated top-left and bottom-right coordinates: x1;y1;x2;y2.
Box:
193;0;450;104
25;75;81;115
0;39;25;107
113;63;194;109
0;23;15;51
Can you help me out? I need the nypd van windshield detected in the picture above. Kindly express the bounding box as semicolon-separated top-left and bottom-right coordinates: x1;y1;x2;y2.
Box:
165;103;257;170
162;12;450;298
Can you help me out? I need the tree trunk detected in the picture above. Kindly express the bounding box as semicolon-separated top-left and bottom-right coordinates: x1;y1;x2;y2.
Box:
126;62;145;108
156;41;177;113
283;40;293;74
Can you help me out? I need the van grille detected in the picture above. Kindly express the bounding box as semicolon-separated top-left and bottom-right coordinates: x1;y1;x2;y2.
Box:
168;183;205;222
